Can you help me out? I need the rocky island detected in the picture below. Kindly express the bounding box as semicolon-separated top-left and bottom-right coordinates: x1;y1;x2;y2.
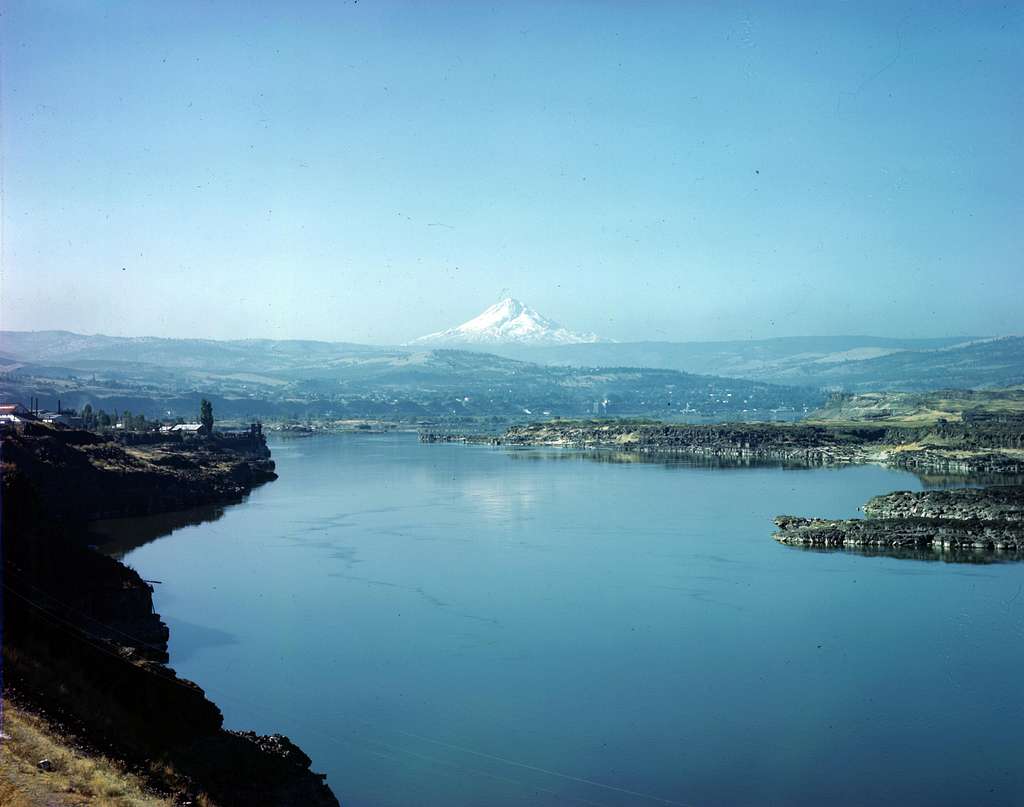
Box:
774;486;1024;556
1;423;340;806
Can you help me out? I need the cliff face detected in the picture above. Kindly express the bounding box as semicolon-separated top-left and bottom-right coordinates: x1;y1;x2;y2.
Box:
425;420;1024;476
1;425;340;807
3;423;277;524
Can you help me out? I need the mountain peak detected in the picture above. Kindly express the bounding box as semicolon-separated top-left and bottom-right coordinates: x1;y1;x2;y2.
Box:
408;297;606;346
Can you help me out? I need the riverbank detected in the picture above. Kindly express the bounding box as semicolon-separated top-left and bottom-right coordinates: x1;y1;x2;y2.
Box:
1;423;340;806
422;419;1024;476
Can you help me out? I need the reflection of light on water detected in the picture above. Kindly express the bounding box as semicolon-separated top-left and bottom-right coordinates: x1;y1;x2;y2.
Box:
401;449;549;525
455;472;542;523
387;444;557;528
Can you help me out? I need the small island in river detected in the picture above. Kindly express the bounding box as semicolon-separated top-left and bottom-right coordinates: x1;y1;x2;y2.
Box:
774;486;1024;556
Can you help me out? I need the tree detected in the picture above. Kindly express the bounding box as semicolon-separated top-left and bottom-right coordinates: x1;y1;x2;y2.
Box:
98;410;111;428
200;399;214;435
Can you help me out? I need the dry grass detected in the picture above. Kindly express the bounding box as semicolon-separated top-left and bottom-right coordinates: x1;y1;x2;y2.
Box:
808;389;1024;427
0;699;175;807
882;443;1024;459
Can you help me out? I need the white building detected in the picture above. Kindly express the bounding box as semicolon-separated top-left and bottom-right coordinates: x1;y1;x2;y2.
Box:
161;423;204;435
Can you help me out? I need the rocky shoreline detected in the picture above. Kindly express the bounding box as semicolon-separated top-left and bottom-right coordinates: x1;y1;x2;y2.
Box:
1;424;340;806
421;420;1024;476
774;487;1024;556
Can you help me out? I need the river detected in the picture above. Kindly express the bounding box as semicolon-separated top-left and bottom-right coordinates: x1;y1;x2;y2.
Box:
118;433;1024;806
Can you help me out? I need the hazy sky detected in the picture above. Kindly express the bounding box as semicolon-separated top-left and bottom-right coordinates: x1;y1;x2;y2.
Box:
2;1;1021;344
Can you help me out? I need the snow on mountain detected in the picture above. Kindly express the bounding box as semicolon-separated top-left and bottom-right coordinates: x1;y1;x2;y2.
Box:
408;297;606;347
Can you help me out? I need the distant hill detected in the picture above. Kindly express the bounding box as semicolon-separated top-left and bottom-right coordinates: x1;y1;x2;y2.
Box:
764;337;1024;391
0;331;821;422
0;330;382;373
472;335;1023;391
3;330;1017;422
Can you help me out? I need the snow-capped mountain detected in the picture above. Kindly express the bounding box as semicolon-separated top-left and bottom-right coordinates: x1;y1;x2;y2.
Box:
408;297;606;347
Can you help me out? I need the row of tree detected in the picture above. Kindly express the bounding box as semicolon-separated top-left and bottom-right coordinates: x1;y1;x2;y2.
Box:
79;400;214;432
80;404;156;431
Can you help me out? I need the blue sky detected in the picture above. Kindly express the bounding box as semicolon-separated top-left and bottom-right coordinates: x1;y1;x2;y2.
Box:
2;1;1021;344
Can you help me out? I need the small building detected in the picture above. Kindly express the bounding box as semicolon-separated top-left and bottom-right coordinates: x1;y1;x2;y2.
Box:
39;411;74;426
0;403;36;425
161;423;204;436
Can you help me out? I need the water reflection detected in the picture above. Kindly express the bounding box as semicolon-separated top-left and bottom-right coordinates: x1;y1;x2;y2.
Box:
913;471;1024;488
501;446;1024;487
90;504;227;559
164;615;239;663
778;541;1024;564
501;448;819;472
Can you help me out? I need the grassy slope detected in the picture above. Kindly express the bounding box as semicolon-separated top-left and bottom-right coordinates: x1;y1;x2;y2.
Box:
0;696;179;807
806;388;1024;427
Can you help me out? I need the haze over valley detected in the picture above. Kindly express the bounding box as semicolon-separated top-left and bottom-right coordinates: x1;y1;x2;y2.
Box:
2;297;1021;424
3;3;1023;807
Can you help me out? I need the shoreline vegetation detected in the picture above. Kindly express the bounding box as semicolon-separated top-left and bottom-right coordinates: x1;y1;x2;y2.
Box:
1;423;340;807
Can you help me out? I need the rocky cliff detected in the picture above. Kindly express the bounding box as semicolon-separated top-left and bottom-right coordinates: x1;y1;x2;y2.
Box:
425;420;1024;476
862;486;1024;522
1;424;340;806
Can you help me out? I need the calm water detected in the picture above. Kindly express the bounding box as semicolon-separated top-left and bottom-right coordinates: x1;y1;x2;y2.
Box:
119;434;1024;806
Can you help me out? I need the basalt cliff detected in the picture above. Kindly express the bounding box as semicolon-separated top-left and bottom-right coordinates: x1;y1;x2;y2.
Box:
1;423;340;806
423;419;1024;476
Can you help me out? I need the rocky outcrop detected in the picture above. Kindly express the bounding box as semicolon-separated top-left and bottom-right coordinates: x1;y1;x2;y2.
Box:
773;515;1024;552
1;424;339;807
4;423;277;524
424;420;1024;477
774;487;1024;557
862;486;1024;522
174;732;337;807
425;422;879;467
